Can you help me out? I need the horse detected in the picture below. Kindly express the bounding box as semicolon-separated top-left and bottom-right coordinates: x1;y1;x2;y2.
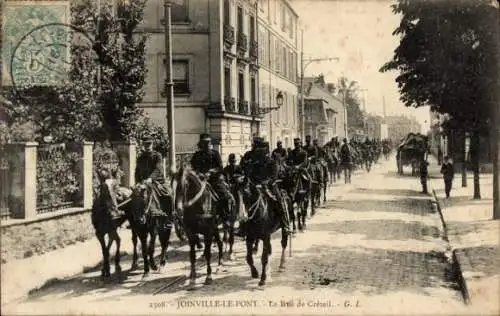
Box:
91;179;130;280
127;182;174;277
283;164;311;232
307;157;321;212
325;148;339;184
236;176;290;286
172;166;225;288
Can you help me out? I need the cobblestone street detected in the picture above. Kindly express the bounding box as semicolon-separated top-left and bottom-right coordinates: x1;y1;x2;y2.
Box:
3;159;478;315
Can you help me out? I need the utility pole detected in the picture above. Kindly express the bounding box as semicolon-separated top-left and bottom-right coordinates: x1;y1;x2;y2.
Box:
491;0;500;219
164;0;176;175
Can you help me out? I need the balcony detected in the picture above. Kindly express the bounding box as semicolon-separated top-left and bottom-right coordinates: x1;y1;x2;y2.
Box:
251;102;260;116
250;40;258;59
223;24;235;47
238;100;249;115
224;96;236;113
237;31;248;52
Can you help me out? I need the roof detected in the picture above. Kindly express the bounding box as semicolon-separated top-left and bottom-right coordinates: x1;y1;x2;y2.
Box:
303;77;344;113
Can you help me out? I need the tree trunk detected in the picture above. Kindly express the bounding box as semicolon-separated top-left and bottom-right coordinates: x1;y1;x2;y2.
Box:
471;132;481;199
462;130;468;187
494;127;500;219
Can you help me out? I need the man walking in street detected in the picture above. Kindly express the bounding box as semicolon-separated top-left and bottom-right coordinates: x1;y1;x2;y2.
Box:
440;155;455;198
419;156;429;194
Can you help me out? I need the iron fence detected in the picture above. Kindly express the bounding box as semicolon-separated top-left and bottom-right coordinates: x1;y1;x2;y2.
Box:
36;143;82;214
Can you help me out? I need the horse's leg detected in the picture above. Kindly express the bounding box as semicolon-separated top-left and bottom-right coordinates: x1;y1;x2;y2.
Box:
148;223;158;271
259;235;271;286
110;230;122;276
140;230;150;278
187;235;197;289
158;225;172;273
130;228;139;271
323;181;327;203
228;225;235;261
203;231;213;285
97;232;110;279
289;200;296;234
278;228;288;272
214;227;224;274
246;237;259;278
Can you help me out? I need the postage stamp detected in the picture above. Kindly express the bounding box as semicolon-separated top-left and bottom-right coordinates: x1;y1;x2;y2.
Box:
2;1;70;87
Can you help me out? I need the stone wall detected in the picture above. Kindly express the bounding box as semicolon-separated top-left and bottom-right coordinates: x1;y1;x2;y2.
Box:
1;210;94;263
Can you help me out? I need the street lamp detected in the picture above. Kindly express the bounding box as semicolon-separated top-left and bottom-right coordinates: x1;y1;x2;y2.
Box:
163;0;176;175
253;91;284;116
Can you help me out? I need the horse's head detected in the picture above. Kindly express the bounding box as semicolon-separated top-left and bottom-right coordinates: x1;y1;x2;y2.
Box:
171;165;207;212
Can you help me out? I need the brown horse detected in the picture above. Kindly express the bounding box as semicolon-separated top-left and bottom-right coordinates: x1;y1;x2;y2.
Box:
172;167;225;288
236;176;289;286
283;165;310;232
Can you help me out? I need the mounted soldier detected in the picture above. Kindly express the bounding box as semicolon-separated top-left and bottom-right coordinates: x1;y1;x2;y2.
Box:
272;140;288;179
190;134;235;212
340;137;353;184
135;135;172;219
223;153;243;187
303;135;318;163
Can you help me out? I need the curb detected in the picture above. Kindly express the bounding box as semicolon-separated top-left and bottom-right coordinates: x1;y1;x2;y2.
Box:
431;188;471;305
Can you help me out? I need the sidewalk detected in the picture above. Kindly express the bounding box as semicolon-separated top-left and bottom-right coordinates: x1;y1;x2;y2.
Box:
428;157;499;314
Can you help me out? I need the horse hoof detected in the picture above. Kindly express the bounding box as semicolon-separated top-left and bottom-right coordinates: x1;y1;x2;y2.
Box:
130;263;139;272
258;280;266;286
251;270;259;279
278;266;286;272
150;264;158;271
204;277;213;285
142;272;150;280
115;266;122;274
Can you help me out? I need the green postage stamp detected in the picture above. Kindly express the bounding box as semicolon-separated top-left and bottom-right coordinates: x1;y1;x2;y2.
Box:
2;1;70;87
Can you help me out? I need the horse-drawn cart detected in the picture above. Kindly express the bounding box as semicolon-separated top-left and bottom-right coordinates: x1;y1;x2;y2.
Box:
396;133;428;176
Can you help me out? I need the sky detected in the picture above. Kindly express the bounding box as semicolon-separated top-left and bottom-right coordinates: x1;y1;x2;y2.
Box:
290;0;431;133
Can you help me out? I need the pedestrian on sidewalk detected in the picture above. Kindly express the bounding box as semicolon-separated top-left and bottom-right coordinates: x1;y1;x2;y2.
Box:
440;155;455;198
419;157;429;194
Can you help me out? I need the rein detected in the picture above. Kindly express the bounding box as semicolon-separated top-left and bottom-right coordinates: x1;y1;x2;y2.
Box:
245;184;266;221
182;170;208;208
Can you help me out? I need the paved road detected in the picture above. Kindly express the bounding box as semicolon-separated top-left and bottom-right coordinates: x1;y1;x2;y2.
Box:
5;158;478;315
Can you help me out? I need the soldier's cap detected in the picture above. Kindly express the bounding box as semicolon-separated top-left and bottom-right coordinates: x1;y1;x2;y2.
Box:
293;137;301;143
228;153;236;159
306;135;311;139
277;140;282;145
142;135;154;143
199;133;212;142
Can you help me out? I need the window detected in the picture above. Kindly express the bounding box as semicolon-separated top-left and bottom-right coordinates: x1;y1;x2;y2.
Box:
275;40;280;73
281;45;288;78
249;15;255;41
281;4;286;31
288;14;293;38
284;92;288;124
237;7;243;32
171;0;189;23
334;117;337;134
224;0;230;24
250;76;256;103
261;84;267;106
224;67;231;97
173;60;189;94
144;54;158;102
238;72;245;101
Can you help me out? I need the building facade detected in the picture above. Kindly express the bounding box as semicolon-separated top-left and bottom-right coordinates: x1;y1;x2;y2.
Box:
302;77;345;145
364;115;383;140
140;0;299;161
256;0;299;149
140;0;262;163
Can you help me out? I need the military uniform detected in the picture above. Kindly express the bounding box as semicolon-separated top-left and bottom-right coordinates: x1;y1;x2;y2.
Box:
223;161;243;186
135;142;172;217
190;135;233;204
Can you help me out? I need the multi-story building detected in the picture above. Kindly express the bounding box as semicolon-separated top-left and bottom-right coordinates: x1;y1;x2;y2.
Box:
256;0;299;149
140;0;299;161
364;114;383;140
302;77;345;145
140;0;261;162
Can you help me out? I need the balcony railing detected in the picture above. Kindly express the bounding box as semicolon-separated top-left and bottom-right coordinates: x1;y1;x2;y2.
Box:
238;100;249;115
224;96;236;113
223;24;235;46
237;32;248;52
250;40;258;59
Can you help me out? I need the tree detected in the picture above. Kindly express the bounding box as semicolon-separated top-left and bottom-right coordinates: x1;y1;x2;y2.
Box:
2;0;152;144
380;0;499;201
335;77;365;134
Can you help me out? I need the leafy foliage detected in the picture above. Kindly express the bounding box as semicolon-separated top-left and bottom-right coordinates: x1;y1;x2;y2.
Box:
380;0;499;135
